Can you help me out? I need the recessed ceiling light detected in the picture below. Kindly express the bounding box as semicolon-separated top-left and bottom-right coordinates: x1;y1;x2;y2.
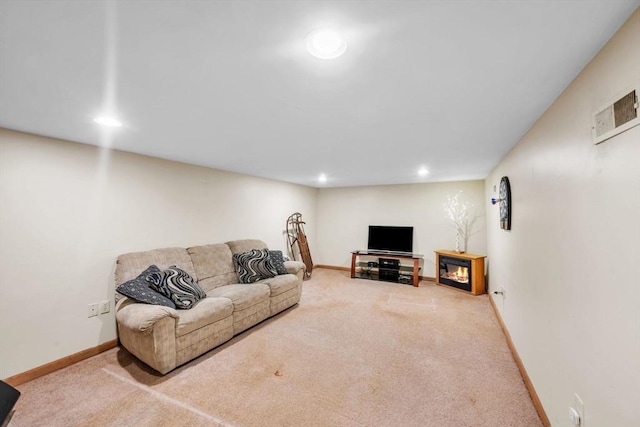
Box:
318;173;328;183
418;167;429;177
306;29;347;59
93;116;122;127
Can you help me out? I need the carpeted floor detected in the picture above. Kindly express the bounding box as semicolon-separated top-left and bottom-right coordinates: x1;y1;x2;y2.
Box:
8;269;542;427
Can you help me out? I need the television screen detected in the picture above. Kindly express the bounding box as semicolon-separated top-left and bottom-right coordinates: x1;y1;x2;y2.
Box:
367;226;413;254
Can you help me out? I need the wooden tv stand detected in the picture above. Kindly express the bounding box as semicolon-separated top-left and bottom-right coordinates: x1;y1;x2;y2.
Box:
350;250;423;287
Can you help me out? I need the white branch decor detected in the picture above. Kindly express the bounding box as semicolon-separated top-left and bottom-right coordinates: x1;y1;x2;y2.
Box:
443;191;479;253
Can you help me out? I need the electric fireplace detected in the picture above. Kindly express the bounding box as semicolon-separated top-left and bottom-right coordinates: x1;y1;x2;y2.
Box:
438;256;472;292
434;250;486;295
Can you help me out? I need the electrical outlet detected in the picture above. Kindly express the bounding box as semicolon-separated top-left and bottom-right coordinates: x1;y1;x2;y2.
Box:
569;407;580;426
99;300;110;314
88;303;98;318
492;287;506;298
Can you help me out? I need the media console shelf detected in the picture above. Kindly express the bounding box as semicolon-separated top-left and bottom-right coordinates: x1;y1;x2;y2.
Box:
350;250;423;287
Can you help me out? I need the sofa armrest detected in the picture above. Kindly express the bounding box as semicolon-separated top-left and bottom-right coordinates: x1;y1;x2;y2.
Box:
284;260;305;275
115;298;178;334
115;297;178;374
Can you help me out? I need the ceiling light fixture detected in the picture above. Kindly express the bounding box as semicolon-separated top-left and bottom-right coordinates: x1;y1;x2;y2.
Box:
318;173;328;183
306;29;347;59
93;116;122;127
418;167;429;177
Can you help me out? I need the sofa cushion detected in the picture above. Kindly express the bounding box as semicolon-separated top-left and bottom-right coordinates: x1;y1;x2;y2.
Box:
116;247;197;286
207;283;270;311
233;249;277;284
175;297;234;337
147;266;207;310
226;239;268;255
187;244;237;292
257;273;299;297
268;250;288;275
116;265;177;309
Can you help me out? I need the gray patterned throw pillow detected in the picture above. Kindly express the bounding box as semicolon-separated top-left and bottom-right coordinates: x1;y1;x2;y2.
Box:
116;265;177;309
233;249;278;284
268;250;288;275
146;265;206;310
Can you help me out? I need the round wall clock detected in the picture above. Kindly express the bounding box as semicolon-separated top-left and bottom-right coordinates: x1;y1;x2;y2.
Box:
499;176;512;230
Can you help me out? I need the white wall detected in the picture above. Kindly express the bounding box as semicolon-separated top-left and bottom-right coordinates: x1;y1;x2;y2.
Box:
0;129;317;379
316;180;486;278
486;9;639;427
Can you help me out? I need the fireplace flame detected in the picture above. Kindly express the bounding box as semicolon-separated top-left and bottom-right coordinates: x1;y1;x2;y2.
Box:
445;266;469;283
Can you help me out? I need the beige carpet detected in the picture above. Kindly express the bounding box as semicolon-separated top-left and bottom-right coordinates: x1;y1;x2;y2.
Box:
9;269;542;427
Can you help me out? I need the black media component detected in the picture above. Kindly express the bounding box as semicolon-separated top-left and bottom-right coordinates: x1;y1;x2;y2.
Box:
0;379;20;426
378;258;400;282
367;225;414;254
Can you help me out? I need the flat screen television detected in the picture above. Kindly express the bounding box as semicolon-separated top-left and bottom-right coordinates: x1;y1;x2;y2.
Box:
367;225;413;254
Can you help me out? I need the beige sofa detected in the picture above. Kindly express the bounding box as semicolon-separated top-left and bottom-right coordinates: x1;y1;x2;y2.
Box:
114;239;305;374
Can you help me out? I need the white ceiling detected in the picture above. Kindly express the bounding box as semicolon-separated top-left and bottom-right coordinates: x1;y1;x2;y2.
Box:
1;1;638;187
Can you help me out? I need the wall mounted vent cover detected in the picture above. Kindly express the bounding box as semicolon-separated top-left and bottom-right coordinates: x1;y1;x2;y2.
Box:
593;88;639;144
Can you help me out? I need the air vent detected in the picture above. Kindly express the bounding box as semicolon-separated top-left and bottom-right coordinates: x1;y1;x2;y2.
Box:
593;88;639;144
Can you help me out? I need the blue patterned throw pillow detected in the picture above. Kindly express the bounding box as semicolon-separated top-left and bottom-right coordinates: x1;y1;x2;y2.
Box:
268;250;288;275
233;249;278;284
116;265;177;309
146;265;206;310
